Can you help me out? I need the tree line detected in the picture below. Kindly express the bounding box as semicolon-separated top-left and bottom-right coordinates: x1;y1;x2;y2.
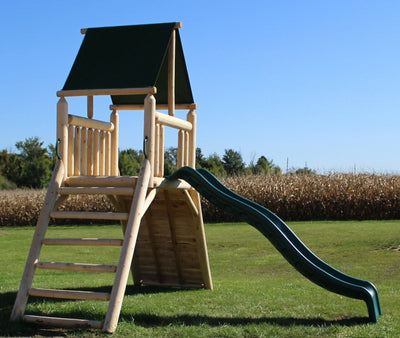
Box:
0;136;284;189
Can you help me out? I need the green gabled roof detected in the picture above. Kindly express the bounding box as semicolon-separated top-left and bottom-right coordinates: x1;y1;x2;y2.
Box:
62;22;194;105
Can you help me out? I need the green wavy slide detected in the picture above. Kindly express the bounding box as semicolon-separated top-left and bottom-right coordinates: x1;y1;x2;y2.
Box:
169;167;382;322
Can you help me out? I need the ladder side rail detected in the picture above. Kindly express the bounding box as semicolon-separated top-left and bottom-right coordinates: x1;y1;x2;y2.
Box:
103;159;152;333
10;160;65;321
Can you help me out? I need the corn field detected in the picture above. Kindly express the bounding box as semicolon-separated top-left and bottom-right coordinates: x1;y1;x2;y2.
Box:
203;173;400;222
1;173;400;226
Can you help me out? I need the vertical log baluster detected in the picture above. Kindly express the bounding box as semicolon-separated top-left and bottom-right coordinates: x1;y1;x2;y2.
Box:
81;128;88;175
154;124;160;177
159;125;165;177
184;131;189;166
68;125;75;176
105;131;111;176
74;127;81;176
87;128;94;175
100;131;106;175
93;129;100;176
177;129;185;169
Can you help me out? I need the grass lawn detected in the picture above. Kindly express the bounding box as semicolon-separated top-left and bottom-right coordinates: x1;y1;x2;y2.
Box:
0;220;399;337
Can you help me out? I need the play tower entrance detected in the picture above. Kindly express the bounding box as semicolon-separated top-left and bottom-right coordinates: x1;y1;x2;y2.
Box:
11;22;212;333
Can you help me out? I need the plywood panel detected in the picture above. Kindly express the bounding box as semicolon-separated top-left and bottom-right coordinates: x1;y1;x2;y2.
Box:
132;189;211;288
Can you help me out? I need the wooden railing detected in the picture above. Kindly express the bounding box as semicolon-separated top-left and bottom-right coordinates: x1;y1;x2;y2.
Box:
57;93;197;183
57;97;119;179
143;94;197;184
67;113;118;176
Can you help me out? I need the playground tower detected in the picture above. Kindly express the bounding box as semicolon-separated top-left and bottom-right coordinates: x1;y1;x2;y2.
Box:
11;22;212;333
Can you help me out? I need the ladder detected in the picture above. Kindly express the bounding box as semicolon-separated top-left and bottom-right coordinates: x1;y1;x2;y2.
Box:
10;159;152;333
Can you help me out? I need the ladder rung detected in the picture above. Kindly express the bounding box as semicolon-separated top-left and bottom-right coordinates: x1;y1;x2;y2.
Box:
23;314;103;329
50;211;129;221
42;238;123;246
28;287;110;301
36;261;117;273
58;187;134;195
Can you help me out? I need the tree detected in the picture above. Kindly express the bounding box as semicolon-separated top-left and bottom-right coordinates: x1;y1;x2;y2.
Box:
164;147;177;176
0;151;17;190
195;147;207;169
271;166;282;175
222;149;245;176
119;149;142;176
253;156;272;175
295;167;316;175
0;174;16;190
6;137;52;188
201;153;226;177
252;156;282;176
47;143;59;169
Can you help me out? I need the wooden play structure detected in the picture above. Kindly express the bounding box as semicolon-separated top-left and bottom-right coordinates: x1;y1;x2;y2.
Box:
11;22;212;333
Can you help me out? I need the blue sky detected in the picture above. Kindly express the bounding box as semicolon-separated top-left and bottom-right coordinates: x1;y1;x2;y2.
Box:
1;1;400;173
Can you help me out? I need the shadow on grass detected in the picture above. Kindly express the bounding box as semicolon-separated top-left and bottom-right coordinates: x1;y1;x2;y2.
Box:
119;313;370;328
0;286;195;336
0;287;370;337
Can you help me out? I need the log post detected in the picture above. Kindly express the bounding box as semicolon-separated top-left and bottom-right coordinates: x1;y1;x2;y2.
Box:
87;95;94;119
144;94;156;186
57;97;68;179
187;109;197;168
168;29;176;116
111;110;119;176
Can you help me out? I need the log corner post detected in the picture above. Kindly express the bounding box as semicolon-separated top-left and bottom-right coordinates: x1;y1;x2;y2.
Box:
168;29;176;117
57;97;69;179
187;109;197;168
110;109;119;176
144;94;156;186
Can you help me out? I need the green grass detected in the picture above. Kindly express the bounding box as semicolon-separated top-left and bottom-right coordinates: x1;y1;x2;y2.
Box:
1;221;399;337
